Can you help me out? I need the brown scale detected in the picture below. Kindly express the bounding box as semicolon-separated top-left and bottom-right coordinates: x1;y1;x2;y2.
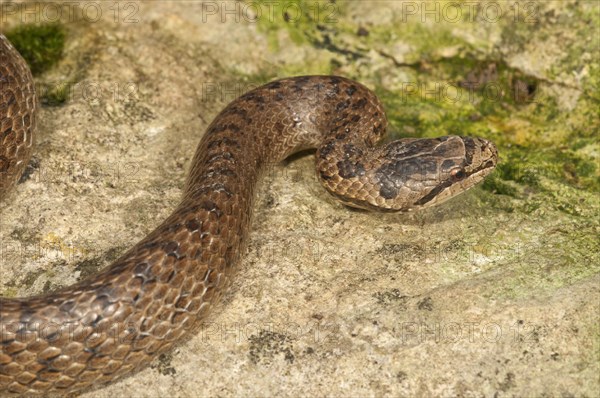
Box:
0;33;498;395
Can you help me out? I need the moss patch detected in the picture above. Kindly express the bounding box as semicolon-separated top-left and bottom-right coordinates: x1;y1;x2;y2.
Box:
238;1;599;306
252;0;347;49
5;23;66;75
4;23;73;105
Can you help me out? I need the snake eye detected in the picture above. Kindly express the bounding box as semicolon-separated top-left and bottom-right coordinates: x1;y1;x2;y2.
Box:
450;168;466;180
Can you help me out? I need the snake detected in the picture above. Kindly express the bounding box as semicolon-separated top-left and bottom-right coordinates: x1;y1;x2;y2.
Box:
0;33;498;395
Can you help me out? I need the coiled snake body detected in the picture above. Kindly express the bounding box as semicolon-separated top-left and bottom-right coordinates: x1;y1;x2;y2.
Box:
0;34;498;395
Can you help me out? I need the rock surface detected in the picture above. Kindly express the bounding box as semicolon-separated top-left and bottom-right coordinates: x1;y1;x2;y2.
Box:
0;1;598;396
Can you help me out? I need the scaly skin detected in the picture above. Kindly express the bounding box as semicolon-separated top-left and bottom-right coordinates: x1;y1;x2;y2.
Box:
0;34;497;395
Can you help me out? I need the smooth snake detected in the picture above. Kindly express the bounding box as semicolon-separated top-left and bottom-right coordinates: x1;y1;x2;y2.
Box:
0;34;498;395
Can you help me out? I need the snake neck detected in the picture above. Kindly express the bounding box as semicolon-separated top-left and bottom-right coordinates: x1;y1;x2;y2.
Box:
179;76;387;214
182;75;387;206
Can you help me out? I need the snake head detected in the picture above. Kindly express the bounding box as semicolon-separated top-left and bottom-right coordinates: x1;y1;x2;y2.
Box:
374;135;498;210
316;134;497;212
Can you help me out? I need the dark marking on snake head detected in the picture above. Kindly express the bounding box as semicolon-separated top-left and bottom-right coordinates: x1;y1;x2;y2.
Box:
386;139;434;159
463;137;475;165
397;158;436;177
346;85;357;96
451;169;466;181
376;158;438;200
337;160;365;179
433;136;463;158
441;159;458;173
482;160;495;170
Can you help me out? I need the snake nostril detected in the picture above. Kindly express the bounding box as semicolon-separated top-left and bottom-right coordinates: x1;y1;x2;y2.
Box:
486;141;499;162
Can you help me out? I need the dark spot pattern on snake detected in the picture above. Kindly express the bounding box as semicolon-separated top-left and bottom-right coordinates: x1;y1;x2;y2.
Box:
0;32;498;395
